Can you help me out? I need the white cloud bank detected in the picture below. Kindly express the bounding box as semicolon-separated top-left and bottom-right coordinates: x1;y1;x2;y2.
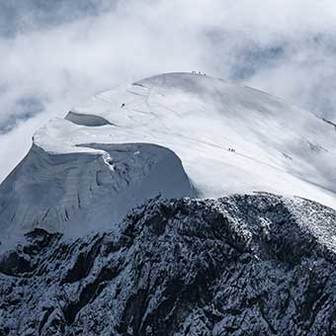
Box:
1;0;336;180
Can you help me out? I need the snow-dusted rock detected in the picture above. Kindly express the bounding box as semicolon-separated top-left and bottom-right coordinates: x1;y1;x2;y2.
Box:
0;193;335;335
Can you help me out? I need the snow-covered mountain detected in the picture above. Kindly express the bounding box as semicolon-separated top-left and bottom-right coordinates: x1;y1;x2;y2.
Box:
0;72;335;244
1;72;336;335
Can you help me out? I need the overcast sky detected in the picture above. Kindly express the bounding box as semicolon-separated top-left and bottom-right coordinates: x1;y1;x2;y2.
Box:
1;0;336;181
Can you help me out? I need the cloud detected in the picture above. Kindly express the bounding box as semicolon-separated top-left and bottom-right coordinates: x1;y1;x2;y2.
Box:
0;96;44;134
0;0;115;36
1;0;336;181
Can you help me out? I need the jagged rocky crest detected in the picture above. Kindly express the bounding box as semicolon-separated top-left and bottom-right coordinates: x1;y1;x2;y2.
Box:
1;193;336;335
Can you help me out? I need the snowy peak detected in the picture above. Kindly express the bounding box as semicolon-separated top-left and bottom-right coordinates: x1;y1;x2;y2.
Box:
57;72;335;205
0;72;335;243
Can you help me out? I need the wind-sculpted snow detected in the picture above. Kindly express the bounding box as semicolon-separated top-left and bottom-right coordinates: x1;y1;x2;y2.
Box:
0;142;195;245
0;71;335;242
0;193;336;335
65;111;113;127
35;72;336;209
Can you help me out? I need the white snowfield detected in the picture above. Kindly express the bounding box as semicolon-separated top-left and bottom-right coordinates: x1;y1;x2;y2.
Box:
0;72;335;243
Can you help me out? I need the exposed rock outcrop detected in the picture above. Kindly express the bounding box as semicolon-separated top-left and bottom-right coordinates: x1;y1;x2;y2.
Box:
0;193;335;335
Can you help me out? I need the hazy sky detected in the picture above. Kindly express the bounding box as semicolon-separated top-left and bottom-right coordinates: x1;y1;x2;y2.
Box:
1;0;336;180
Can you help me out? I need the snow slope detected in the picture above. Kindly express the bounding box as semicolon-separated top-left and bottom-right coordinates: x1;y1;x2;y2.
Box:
0;72;335;242
40;72;336;203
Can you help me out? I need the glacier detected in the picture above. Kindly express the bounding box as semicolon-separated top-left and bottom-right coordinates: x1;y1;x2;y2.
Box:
0;72;335;244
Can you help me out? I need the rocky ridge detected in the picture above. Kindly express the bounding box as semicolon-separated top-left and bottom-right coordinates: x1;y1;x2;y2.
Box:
0;193;336;335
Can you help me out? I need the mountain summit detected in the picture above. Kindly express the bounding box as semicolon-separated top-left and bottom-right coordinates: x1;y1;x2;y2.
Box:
0;72;336;335
0;72;335;244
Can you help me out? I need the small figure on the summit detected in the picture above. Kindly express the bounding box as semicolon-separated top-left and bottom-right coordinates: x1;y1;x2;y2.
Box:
121;103;125;108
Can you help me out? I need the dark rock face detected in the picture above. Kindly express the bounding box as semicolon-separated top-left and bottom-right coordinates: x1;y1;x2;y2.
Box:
0;193;336;335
